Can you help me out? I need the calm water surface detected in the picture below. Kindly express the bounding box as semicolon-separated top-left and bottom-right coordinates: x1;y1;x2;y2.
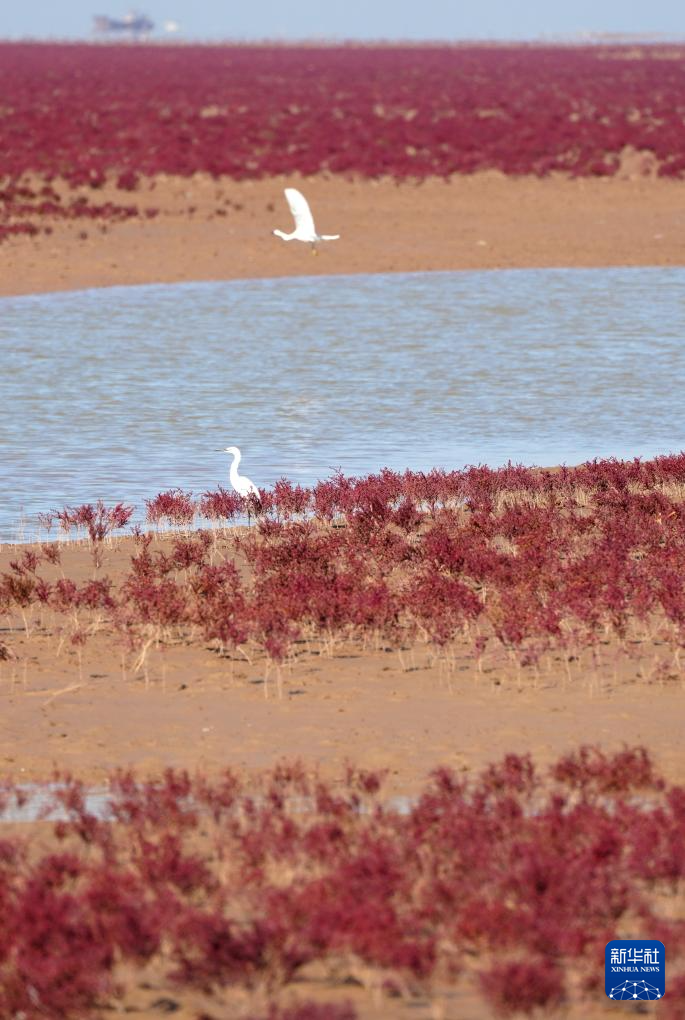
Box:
2;267;684;540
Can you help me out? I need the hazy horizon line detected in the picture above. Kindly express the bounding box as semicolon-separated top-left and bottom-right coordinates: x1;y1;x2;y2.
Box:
2;31;685;45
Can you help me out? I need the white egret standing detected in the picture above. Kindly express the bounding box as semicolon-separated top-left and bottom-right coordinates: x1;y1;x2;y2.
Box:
221;446;261;519
272;188;340;251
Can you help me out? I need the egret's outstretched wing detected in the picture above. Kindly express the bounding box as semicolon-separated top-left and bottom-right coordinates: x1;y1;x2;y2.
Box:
284;188;316;237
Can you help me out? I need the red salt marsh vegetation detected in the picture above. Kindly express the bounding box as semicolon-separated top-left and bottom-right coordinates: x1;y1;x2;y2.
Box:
1;747;684;1019
3;42;685;194
5;455;685;679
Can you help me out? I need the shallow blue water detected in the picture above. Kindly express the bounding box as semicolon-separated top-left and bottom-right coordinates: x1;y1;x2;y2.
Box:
2;267;685;540
0;784;414;823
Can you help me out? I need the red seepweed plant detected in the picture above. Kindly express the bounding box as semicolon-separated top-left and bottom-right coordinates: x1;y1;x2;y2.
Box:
40;500;133;569
0;747;682;1017
145;489;197;531
198;485;245;528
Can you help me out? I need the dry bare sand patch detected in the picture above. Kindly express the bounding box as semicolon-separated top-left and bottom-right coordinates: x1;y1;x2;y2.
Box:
1;172;685;297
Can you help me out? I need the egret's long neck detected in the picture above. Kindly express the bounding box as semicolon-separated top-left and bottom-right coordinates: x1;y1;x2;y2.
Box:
229;450;241;485
274;229;294;241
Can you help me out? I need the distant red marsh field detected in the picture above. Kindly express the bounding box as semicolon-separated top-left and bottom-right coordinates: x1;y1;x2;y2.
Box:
3;42;685;186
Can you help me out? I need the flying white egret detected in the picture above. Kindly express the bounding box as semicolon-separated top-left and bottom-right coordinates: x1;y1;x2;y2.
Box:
272;188;340;251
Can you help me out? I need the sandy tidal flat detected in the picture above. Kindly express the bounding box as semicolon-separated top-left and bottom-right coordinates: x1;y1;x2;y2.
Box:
2;172;685;297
